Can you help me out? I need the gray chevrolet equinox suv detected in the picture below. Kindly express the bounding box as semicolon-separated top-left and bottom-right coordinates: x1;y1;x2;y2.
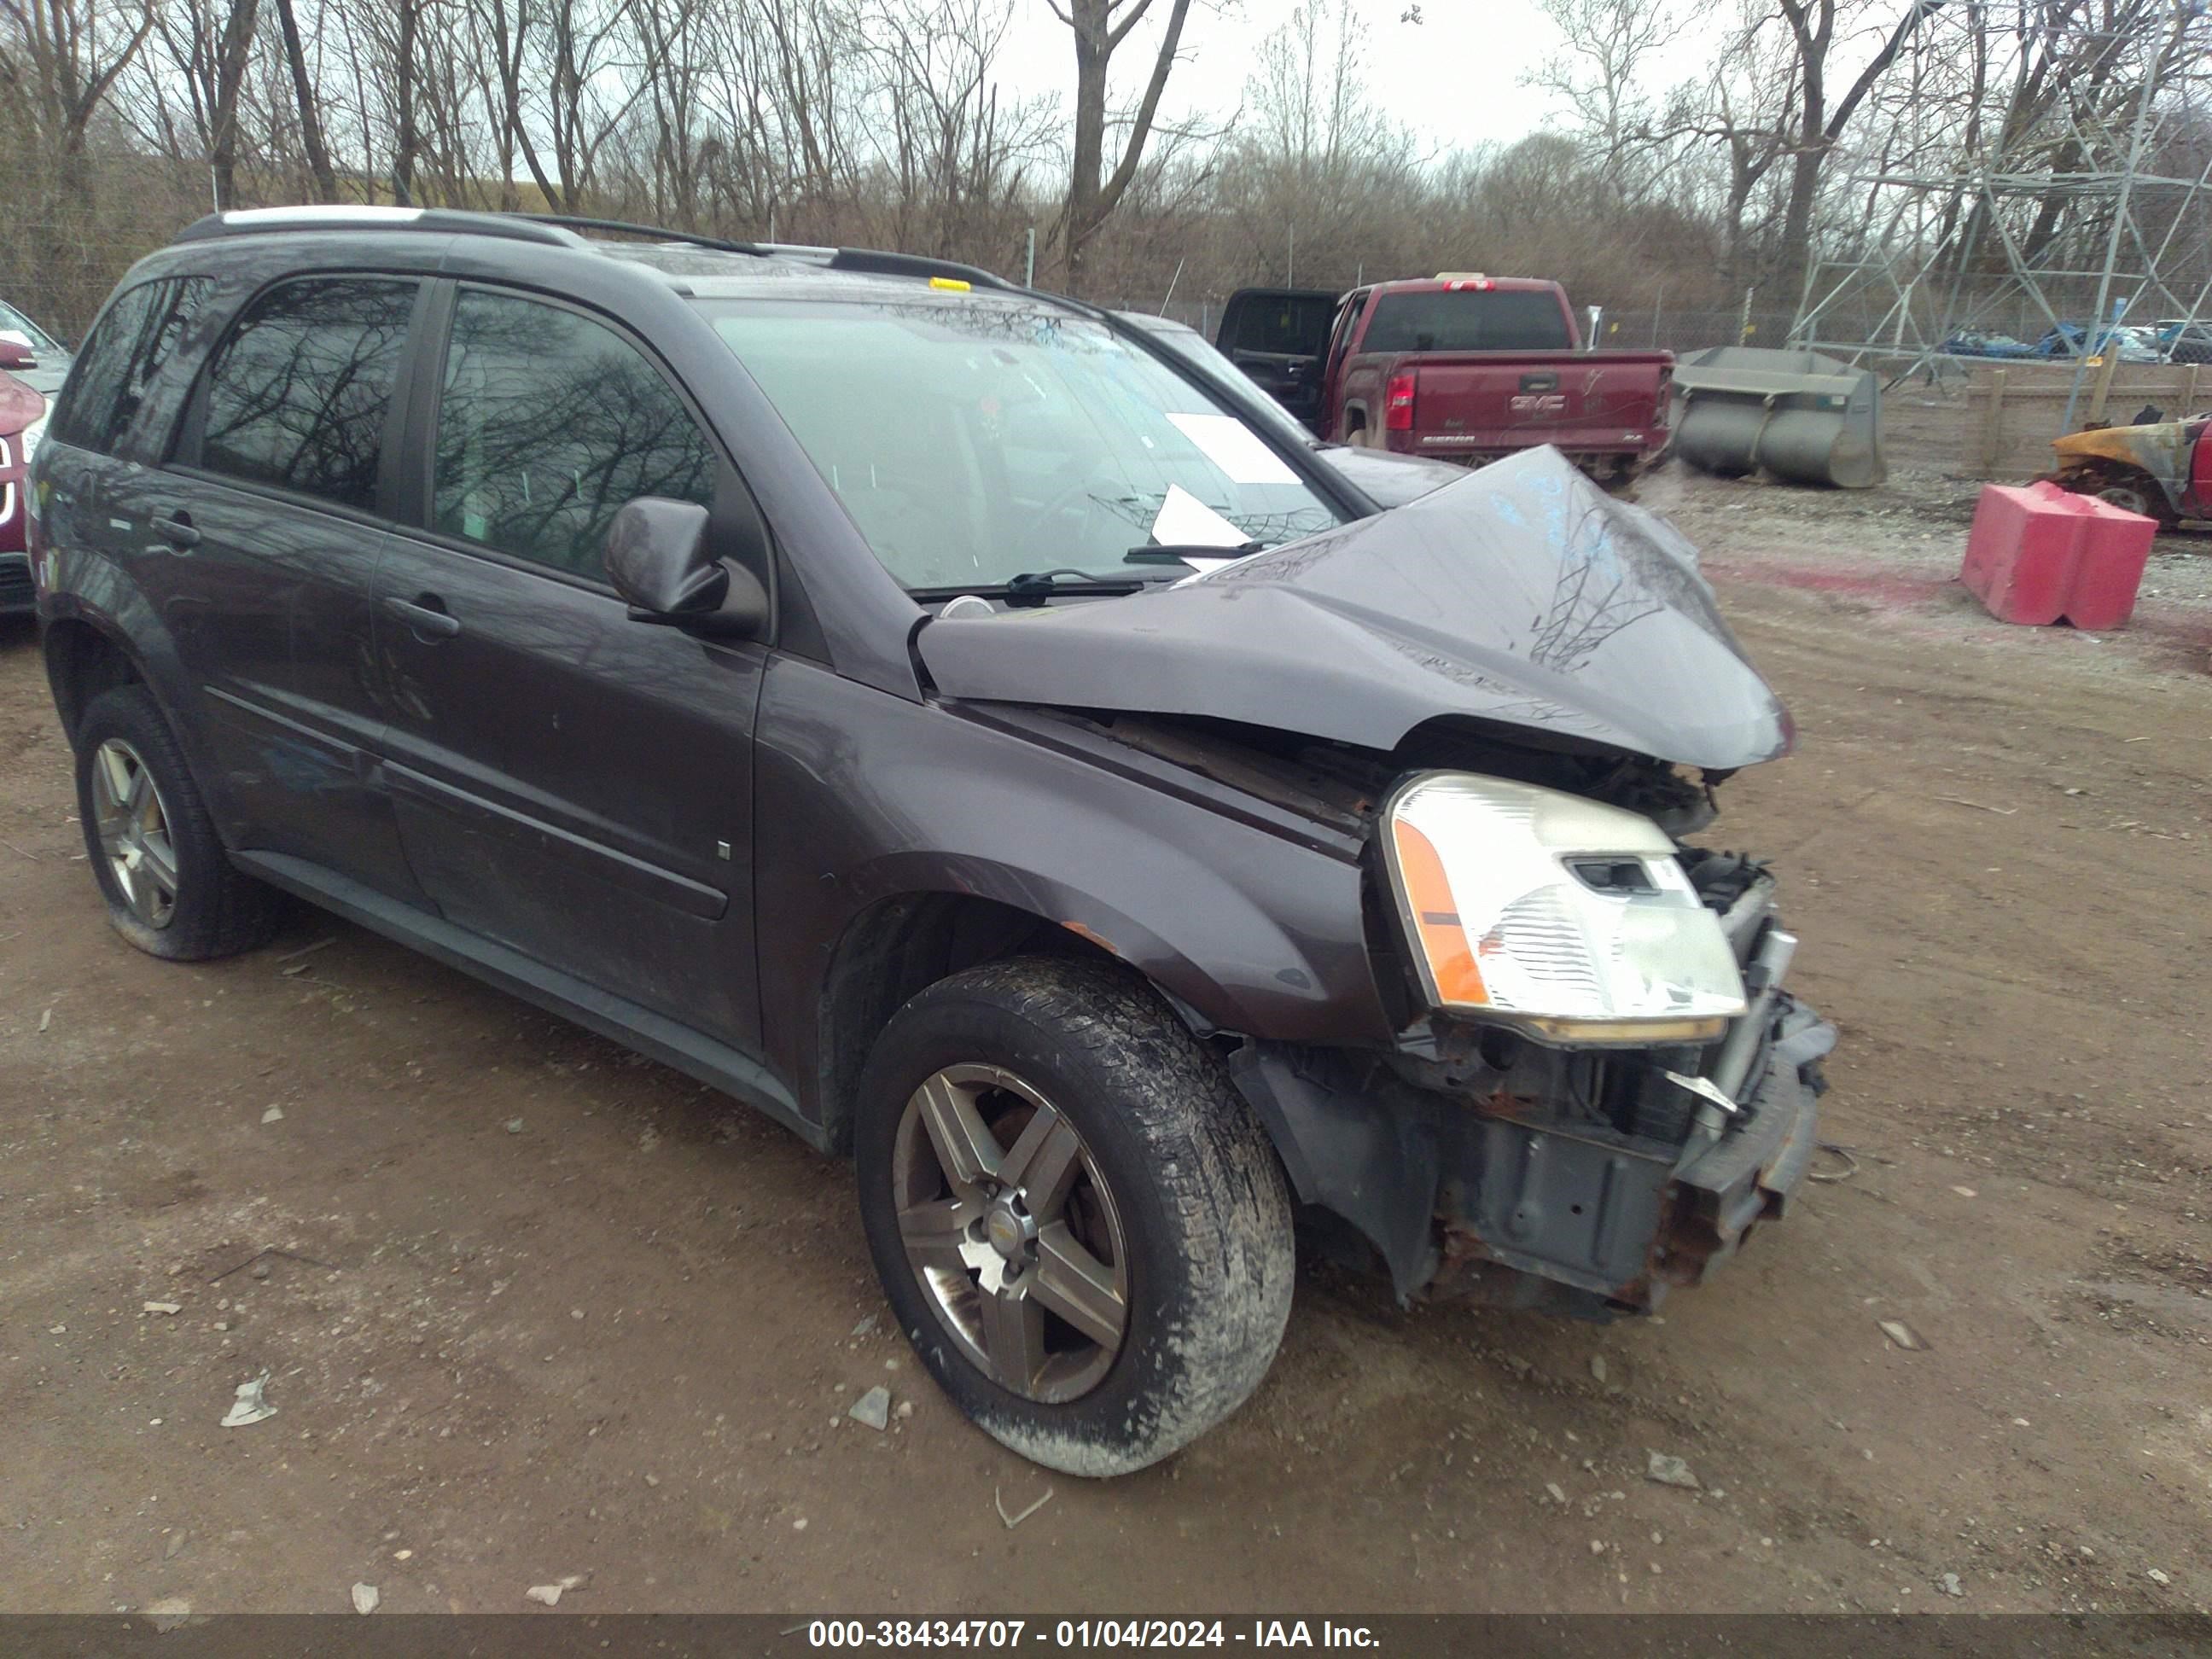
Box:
27;207;1832;1475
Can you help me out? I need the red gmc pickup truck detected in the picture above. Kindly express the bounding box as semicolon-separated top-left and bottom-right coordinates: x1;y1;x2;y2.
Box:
1217;276;1674;479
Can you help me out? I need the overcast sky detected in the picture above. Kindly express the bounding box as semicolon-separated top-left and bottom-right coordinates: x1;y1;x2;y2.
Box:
991;0;1712;154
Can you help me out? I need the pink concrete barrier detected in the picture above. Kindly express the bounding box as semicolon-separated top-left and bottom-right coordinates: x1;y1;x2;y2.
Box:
1960;480;2155;629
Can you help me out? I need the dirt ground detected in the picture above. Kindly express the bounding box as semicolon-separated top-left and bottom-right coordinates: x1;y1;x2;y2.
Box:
2;467;2209;1619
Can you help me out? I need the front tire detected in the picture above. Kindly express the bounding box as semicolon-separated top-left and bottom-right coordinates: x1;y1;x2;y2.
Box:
2090;470;2181;532
853;958;1294;1476
73;685;281;960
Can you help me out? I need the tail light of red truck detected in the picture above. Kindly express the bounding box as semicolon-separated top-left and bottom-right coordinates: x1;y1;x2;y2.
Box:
1385;372;1416;432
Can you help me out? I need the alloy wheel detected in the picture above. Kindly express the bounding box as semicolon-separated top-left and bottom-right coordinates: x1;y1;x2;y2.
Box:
889;1063;1130;1403
90;738;179;928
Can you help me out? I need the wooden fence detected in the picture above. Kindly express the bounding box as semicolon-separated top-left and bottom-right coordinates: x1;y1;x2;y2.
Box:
1881;361;2208;482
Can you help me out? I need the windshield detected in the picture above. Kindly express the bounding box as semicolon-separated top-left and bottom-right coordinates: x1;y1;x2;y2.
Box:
0;301;64;356
1364;289;1571;353
699;296;1344;591
1115;315;1318;449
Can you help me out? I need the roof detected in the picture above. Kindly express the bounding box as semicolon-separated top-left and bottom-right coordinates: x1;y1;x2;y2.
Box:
1365;275;1565;294
170;207;1021;300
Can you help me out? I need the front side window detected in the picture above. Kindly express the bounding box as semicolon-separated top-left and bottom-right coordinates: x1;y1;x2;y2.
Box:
50;278;212;456
199;276;416;510
433;288;717;579
701;297;1344;591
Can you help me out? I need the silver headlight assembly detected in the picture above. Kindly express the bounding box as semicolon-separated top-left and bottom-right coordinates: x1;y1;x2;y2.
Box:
1380;771;1746;1045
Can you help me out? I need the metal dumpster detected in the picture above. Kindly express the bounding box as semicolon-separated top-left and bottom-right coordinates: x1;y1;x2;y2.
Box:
1671;346;1886;488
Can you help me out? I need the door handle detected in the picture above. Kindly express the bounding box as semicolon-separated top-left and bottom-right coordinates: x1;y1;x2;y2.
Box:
151;512;201;550
383;593;462;639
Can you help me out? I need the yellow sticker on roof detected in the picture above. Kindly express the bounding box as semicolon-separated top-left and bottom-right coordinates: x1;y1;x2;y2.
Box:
928;276;971;292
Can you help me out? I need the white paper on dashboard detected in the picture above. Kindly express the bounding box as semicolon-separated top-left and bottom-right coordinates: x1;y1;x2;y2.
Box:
1165;412;1301;485
1147;484;1253;550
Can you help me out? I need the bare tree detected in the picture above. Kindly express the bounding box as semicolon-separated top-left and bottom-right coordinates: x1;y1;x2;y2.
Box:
1047;0;1199;294
1668;0;1799;286
145;0;261;207
858;0;1055;258
0;0;156;160
1769;0;1947;300
1528;0;1678;185
1220;0;1419;287
272;0;337;200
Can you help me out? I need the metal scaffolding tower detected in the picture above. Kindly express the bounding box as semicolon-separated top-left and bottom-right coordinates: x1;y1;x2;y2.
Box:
1785;0;2212;428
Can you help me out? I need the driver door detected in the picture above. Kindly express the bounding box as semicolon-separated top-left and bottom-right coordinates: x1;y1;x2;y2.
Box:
1215;288;1338;431
372;282;771;1050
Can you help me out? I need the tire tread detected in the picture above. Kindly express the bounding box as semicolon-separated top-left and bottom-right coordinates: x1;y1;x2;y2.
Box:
854;956;1294;1476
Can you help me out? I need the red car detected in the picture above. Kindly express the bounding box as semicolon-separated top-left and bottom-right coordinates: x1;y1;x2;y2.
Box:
0;361;45;614
1220;276;1675;479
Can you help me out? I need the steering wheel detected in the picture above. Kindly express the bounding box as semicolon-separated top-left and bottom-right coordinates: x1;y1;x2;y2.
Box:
1019;470;1113;547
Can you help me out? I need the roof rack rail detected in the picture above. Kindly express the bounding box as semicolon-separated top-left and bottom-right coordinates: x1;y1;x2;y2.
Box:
511;213;771;257
172;207;1021;294
824;248;1013;289
174;206;585;247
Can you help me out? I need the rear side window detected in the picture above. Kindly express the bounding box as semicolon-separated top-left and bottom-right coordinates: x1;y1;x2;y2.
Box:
49;277;212;455
431;288;717;578
197;277;416;511
1362;290;1573;353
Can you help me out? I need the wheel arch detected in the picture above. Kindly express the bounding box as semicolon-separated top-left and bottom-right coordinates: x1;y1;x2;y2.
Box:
2052;458;2181;527
44;613;148;738
813;886;1167;1156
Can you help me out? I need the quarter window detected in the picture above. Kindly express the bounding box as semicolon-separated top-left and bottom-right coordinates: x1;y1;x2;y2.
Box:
50;277;212;456
198;276;416;510
433;288;717;578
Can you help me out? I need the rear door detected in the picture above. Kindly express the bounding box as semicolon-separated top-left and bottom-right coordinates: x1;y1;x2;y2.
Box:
1215;288;1337;429
372;282;769;1050
114;273;426;898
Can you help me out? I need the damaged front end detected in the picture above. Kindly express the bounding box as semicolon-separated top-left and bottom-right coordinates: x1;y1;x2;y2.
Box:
923;445;1834;1318
1231;833;1834;1318
2046;418;2202;525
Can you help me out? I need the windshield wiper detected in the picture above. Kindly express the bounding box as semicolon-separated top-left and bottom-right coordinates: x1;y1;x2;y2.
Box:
910;568;1182;610
1123;541;1263;566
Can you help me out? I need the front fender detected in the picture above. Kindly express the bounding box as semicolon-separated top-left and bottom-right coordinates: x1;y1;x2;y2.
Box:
752;655;1399;1129
831;844;1371;1044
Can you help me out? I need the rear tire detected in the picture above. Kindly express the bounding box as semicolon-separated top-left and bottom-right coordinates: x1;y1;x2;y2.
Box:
73;685;282;961
853;957;1294;1476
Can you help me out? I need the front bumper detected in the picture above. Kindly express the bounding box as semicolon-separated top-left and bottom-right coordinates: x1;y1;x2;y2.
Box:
1229;987;1834;1316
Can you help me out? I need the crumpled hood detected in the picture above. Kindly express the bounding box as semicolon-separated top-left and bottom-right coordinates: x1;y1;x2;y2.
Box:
917;446;1790;770
2051;417;2201;494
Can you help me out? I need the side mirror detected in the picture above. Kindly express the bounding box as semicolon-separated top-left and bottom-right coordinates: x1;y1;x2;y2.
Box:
603;497;767;638
0;333;34;371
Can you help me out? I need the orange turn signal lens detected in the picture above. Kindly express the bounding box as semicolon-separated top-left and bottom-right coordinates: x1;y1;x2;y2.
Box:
1390;817;1488;1008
